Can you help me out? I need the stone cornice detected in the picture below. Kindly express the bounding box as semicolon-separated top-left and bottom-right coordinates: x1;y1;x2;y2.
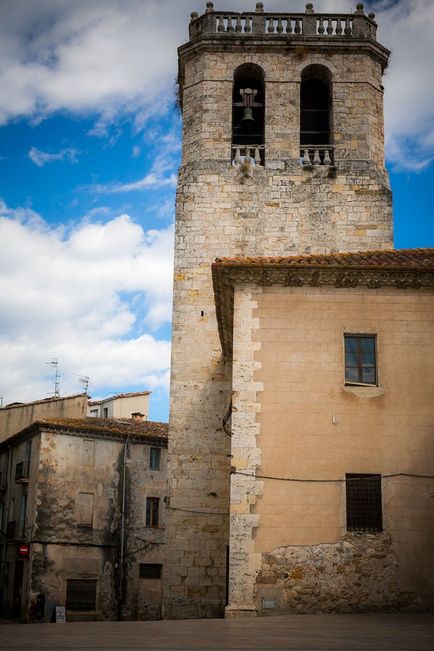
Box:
212;263;434;358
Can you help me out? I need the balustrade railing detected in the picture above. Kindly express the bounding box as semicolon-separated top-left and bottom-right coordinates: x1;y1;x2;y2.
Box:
189;3;377;41
232;144;264;167
301;146;334;166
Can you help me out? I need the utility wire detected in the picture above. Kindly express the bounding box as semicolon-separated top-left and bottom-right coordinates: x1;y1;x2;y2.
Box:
234;470;434;483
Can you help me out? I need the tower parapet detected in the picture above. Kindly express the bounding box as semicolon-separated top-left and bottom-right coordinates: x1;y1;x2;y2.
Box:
189;3;380;43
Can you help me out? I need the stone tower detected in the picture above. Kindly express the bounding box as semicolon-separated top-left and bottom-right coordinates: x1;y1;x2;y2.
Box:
165;2;391;618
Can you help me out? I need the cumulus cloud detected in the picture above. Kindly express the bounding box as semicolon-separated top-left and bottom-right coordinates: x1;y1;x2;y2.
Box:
0;0;433;168
28;146;79;167
0;201;173;403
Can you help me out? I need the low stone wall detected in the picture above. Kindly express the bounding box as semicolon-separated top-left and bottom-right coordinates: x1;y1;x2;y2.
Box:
256;533;401;614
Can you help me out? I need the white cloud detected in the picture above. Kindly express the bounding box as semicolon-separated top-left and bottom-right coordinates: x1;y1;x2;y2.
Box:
95;172;177;194
0;1;433;167
0;201;173;404
28;146;79;167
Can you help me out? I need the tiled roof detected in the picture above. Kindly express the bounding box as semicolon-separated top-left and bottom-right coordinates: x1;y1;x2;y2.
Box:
214;248;434;269
88;390;151;406
37;417;167;440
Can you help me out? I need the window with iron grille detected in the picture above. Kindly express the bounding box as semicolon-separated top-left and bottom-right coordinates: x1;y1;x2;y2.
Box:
344;334;377;385
146;497;160;528
346;474;382;532
139;563;162;579
66;579;97;611
149;447;161;471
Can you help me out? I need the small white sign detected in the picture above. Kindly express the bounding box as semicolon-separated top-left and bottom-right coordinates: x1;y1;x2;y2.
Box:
55;606;66;623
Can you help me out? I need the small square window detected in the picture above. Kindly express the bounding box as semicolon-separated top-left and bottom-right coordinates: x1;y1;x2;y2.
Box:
149;447;161;471
139;563;162;579
344;334;377;385
346;473;382;532
146;497;160;528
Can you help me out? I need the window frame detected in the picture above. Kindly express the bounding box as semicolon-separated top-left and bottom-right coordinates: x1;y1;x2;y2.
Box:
344;333;378;387
145;496;160;528
345;473;383;533
66;579;97;611
149;447;161;471
139;563;162;579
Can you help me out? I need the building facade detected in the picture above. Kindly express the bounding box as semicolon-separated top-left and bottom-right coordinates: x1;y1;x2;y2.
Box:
165;2;433;618
0;394;87;445
0;418;167;622
87;391;151;420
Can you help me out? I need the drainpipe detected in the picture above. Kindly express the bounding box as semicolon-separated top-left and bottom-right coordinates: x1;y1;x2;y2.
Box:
117;437;129;620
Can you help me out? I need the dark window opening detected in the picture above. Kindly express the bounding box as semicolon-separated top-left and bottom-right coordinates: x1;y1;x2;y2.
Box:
66;579;97;611
232;63;265;162
300;65;332;146
149;447;161;471
146;497;160;528
346;473;383;532
139;563;162;579
102;407;108;418
345;334;377;385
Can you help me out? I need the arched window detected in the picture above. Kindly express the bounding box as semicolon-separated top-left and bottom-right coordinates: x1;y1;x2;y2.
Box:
300;65;332;146
232;63;265;165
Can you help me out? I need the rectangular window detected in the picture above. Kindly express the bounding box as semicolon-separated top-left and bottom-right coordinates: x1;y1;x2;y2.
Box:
76;492;94;527
139;563;162;579
344;334;377;385
102;407;108;418
18;494;27;538
66;579;97;611
149;447;161;471
346;473;382;532
146;497;160;528
82;440;95;466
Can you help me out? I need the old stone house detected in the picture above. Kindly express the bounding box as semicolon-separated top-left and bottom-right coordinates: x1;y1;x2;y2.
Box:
0;394;88;445
87;391;151;420
0;417;167;622
164;2;434;619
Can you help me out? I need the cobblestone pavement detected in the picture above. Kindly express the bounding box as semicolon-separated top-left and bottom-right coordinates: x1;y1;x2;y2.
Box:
0;614;433;651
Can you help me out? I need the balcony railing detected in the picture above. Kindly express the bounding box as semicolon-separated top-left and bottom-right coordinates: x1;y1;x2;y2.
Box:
232;144;264;167
189;3;378;41
301;145;334;166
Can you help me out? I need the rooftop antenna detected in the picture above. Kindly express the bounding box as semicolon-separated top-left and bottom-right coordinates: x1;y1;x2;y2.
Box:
70;372;90;394
46;358;60;397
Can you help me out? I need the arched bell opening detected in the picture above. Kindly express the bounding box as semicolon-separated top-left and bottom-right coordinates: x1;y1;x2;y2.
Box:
232;63;265;166
300;64;333;166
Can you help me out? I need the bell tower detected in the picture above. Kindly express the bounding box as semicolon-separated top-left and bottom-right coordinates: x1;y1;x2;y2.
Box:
165;2;391;619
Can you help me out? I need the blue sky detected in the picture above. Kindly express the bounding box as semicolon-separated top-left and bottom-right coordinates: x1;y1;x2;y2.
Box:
0;0;433;422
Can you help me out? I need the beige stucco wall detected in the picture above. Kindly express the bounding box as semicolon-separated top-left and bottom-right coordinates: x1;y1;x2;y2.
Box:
0;395;87;444
228;284;434;614
87;395;150;420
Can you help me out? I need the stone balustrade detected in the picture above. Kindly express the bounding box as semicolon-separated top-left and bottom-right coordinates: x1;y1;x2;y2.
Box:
232;144;264;166
301;146;334;166
189;3;377;41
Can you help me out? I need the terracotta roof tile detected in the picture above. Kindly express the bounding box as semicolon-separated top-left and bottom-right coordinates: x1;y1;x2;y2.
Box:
213;248;434;270
34;417;168;441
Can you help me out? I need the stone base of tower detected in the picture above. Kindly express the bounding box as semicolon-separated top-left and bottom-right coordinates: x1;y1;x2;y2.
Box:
225;604;258;619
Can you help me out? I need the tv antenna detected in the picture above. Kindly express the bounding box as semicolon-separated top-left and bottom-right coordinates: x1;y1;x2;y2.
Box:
46;358;60;397
71;372;90;394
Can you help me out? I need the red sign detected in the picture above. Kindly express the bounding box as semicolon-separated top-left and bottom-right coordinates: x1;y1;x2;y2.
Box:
18;544;29;558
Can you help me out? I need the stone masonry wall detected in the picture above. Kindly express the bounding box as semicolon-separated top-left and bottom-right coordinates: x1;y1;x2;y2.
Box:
165;37;393;618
